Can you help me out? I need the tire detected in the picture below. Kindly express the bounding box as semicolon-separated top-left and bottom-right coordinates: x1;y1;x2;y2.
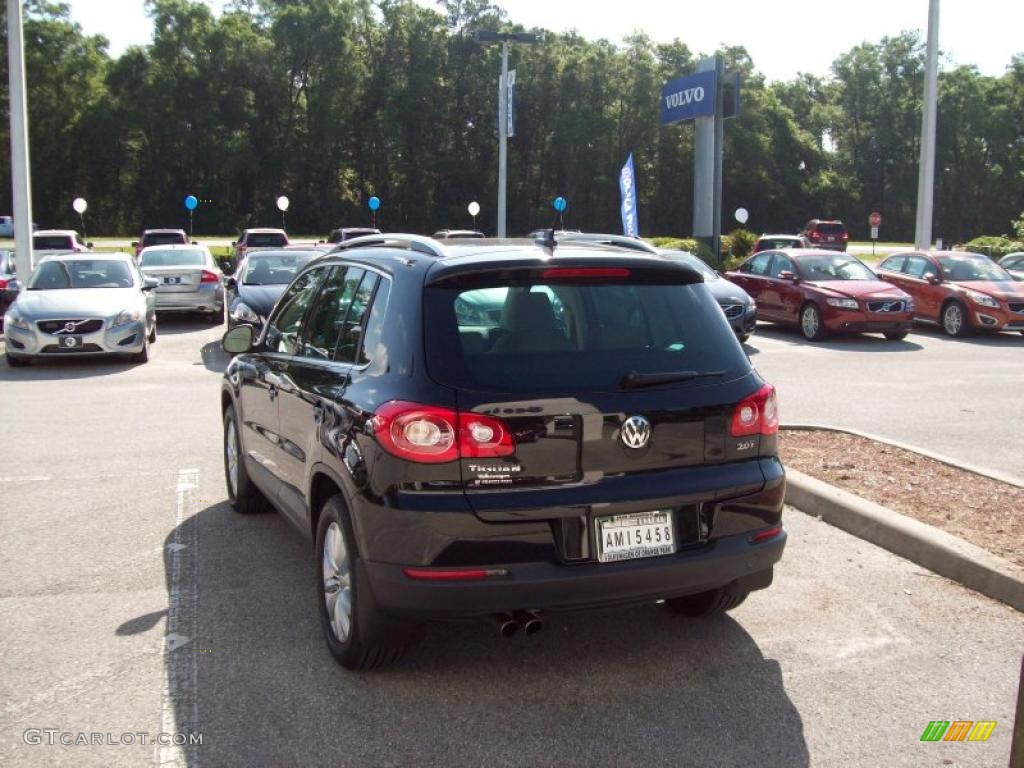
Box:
737;332;751;343
666;586;749;617
799;303;828;341
941;301;970;337
148;322;157;343
223;404;267;515
316;495;411;670
884;331;908;341
132;336;149;364
6;353;30;367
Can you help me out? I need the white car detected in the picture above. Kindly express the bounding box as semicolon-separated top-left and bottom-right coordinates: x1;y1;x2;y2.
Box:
4;253;158;367
138;244;225;323
32;229;90;255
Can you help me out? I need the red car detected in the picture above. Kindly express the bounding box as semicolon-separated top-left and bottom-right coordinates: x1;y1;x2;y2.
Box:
727;249;913;341
800;219;848;252
875;250;1024;337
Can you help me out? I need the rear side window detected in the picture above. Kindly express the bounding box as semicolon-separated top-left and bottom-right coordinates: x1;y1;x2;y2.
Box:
359;278;390;364
300;267;364;360
816;222;845;234
904;256;929;278
744;252;772;275
336;272;379;363
878;255;905;273
425;276;749;394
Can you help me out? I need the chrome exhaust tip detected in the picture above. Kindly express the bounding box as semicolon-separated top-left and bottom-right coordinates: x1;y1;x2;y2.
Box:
517;610;543;635
493;612;519;638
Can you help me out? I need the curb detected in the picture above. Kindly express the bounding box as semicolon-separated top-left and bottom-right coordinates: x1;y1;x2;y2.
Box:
785;468;1024;613
781;423;1024;489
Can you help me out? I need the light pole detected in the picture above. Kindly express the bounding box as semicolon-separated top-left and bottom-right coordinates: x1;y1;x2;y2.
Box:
474;30;537;238
7;0;35;275
914;0;940;249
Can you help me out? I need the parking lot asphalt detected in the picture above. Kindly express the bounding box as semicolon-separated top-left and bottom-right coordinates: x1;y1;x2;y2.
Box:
1;321;1022;768
747;323;1024;483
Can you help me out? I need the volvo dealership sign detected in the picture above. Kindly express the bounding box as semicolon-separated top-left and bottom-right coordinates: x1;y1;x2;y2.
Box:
660;70;717;124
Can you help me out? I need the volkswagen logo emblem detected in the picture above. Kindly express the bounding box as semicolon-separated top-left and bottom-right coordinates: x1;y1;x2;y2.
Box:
620;415;651;450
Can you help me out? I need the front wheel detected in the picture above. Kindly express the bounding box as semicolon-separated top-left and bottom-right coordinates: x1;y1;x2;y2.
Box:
737;332;751;344
942;301;970;337
884;331;908;341
316;496;411;670
132;336;149;364
223;404;267;514
799;303;828;341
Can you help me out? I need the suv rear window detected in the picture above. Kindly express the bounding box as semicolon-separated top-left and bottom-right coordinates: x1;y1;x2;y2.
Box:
142;232;186;246
34;236;73;250
425;276;748;394
247;233;287;247
815;222;845;234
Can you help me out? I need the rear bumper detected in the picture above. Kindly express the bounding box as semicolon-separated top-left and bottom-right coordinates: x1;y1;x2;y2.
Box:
364;529;785;619
154;285;223;312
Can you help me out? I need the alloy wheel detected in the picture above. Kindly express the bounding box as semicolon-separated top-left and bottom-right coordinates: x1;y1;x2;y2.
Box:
943;303;964;336
322;523;352;643
226;419;239;498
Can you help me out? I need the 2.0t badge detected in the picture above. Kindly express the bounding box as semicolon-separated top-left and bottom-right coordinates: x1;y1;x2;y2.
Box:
620;415;651;449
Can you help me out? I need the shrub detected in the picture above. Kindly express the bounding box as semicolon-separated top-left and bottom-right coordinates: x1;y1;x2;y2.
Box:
1012;212;1024;242
727;228;757;260
964;236;1024;260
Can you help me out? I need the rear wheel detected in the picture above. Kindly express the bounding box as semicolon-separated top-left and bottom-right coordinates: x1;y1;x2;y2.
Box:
316;495;411;669
941;301;970;337
666;587;749;617
799;303;828;341
884;331;907;341
223;404;267;514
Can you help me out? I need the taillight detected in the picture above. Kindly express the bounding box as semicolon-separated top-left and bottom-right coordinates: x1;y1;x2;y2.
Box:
201;270;219;283
841;232;849;241
730;384;779;437
372;401;515;463
749;526;783;544
0;278;7;290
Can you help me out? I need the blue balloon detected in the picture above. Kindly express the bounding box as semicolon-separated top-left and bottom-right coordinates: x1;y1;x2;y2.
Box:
553;196;567;213
184;195;198;211
368;196;381;212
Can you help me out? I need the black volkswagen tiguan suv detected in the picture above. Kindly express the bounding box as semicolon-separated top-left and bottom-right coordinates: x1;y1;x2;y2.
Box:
220;233;787;669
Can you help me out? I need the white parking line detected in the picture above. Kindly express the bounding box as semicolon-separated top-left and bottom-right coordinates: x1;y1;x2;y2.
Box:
157;469;200;768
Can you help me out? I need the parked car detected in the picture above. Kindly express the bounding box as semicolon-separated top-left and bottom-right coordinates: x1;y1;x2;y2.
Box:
231;228;290;268
0;216;39;237
0;250;21;324
225;248;322;329
433;229;486;239
138;244;224;323
325;227;380;244
799;220;848;252
999;252;1024;281
659;249;757;341
727;249;913;341
753;234;809;253
32;230;90;254
133;228;189;258
875;250;1024;337
219;233;786;668
3;253;157;366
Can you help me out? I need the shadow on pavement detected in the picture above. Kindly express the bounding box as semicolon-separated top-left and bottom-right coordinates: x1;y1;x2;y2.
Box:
909;325;1024;346
753;324;924;352
156;315;224;336
199;342;230;373
140;503;809;767
0;351;141;380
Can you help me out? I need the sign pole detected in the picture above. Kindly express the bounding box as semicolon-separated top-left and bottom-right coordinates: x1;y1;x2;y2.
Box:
691;57;724;267
497;40;509;238
7;0;35;275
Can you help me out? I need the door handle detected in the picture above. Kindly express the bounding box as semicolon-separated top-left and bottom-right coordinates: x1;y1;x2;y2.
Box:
267;384;278;401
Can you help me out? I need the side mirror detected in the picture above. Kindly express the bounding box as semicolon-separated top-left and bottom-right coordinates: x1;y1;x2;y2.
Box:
142;277;160;291
777;270;798;281
926;274;941;285
222;324;256;355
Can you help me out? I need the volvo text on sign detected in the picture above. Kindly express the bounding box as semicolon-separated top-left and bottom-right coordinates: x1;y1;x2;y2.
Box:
660;70;717;124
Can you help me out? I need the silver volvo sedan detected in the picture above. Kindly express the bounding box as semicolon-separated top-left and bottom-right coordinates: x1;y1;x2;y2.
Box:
3;253;158;367
138;244;224;323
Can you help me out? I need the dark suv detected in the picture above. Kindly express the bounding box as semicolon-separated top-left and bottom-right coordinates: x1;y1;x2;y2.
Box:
220;234;787;669
801;219;848;251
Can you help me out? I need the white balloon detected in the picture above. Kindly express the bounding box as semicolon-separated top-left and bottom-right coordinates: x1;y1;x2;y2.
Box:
276;195;290;212
468;201;481;217
734;207;749;225
72;197;88;214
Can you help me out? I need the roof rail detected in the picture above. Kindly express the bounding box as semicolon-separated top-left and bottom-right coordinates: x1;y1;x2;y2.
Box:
553;232;660;254
335;233;449;259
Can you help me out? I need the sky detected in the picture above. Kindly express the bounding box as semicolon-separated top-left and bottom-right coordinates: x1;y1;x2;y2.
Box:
64;0;1022;83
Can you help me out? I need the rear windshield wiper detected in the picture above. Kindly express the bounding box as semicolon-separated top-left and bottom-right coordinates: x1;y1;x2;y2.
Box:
618;370;726;390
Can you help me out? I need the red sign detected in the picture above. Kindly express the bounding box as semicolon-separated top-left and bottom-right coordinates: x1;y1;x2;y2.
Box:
869;211;882;227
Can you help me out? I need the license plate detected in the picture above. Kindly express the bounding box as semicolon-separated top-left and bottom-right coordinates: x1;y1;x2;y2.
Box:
595;510;675;563
59;335;83;349
164;276;182;285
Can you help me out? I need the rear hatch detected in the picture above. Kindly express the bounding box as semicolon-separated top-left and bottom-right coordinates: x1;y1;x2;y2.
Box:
139;249;209;293
422;256;775;526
